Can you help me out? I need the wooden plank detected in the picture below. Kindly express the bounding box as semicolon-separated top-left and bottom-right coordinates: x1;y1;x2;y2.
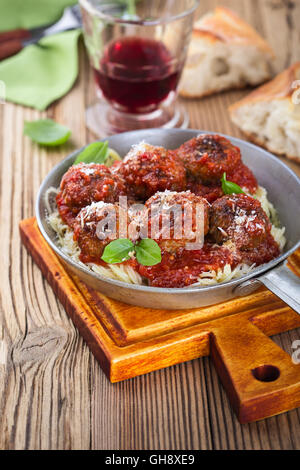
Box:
20;217;300;423
0;44;92;451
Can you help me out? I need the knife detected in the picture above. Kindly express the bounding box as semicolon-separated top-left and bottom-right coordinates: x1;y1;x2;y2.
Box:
0;5;82;61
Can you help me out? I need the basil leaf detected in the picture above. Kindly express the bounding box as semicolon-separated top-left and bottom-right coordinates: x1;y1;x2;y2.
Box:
74;141;110;165
101;239;134;264
135;239;162;267
221;173;245;195
24;119;71;146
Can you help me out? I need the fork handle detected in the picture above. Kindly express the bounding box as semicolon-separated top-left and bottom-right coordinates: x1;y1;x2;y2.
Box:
0;39;24;60
0;29;31;43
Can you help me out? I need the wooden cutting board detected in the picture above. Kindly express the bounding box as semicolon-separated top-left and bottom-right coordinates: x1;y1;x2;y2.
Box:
20;217;300;424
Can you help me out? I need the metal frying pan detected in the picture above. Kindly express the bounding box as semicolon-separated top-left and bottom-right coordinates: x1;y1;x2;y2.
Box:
36;129;300;311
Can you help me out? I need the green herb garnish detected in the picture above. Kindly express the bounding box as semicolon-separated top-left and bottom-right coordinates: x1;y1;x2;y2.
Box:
24;119;71;146
135;239;162;266
102;238;162;266
221;173;245;195
101;239;134;264
74;141;109;165
73;141;121;166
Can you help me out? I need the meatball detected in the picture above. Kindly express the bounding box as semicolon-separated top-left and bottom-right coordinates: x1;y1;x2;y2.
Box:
144;191;210;253
176;134;241;183
73;202;128;264
56;163;127;227
209;194;272;251
114;143;186;200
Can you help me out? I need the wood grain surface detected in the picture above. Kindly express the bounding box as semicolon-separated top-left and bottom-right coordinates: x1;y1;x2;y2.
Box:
19;218;300;423
1;0;300;450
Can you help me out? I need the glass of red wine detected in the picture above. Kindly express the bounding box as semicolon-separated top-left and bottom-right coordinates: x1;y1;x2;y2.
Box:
79;0;199;137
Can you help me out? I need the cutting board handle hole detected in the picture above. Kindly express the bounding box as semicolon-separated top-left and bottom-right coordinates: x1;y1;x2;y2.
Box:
252;365;280;382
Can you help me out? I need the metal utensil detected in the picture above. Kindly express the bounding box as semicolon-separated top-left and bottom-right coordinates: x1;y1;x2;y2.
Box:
36;129;300;311
0;5;82;61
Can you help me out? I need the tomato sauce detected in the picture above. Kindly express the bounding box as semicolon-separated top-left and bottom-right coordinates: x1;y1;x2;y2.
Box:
226;163;258;194
238;233;280;266
186;181;224;203
187;162;258;202
116;146;186;200
56;163;127;227
138;244;235;287
55;134;281;289
56;193;78;228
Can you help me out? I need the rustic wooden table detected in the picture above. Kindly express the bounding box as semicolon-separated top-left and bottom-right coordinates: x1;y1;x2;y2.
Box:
1;0;300;450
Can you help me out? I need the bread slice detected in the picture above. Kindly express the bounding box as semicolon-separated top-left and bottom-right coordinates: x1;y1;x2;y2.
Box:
229;63;300;163
179;6;274;98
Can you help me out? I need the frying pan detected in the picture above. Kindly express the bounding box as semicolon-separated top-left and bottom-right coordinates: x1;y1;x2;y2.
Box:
36;129;300;311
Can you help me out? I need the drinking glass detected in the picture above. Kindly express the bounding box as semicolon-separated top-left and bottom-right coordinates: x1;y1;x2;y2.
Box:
79;0;199;137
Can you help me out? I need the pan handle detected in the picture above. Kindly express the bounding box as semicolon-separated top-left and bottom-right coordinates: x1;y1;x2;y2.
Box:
235;261;300;315
256;261;300;315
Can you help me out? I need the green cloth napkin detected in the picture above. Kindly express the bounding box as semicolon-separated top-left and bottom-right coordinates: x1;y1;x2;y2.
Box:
0;0;78;32
0;0;81;110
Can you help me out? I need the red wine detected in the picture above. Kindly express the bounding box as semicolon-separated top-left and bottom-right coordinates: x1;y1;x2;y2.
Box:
94;37;181;114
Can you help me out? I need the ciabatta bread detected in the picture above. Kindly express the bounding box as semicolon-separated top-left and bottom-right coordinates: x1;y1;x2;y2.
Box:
229;63;300;163
179;7;275;98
